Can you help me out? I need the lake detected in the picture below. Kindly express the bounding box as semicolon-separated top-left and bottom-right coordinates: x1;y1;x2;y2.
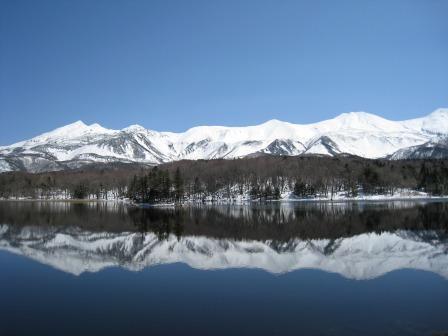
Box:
0;200;447;336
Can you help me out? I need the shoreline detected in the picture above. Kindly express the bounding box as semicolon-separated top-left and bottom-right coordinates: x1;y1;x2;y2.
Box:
1;196;448;205
0;198;123;203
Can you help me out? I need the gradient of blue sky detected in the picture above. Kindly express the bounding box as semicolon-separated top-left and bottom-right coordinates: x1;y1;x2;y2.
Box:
1;0;447;144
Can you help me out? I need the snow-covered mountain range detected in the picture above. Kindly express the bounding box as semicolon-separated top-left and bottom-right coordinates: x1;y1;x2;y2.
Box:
1;108;448;172
0;224;446;279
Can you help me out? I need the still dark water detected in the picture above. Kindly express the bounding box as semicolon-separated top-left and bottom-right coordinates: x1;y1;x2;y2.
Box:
0;200;447;336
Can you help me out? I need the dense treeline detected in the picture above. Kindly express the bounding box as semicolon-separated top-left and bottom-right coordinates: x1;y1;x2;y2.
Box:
1;156;448;201
127;156;448;202
0;163;141;199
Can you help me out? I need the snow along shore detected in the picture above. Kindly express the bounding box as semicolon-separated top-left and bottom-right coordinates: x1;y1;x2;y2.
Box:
2;189;448;204
124;189;448;208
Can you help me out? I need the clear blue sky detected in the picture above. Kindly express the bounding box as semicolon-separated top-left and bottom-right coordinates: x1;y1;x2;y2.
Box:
1;0;447;145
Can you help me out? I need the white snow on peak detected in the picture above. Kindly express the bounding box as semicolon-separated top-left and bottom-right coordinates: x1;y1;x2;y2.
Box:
310;111;409;133
42;120;107;137
67;120;86;127
6;120;115;149
122;124;147;133
1;108;448;171
260;118;290;126
403;108;448;135
428;107;448;116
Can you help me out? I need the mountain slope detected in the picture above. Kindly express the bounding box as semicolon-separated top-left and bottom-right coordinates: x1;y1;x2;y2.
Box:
1;108;448;172
389;137;448;160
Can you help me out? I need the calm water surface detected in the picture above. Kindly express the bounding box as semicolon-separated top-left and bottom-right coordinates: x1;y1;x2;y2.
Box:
0;201;447;336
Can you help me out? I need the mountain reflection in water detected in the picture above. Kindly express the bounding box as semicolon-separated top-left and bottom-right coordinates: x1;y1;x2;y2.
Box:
0;200;447;279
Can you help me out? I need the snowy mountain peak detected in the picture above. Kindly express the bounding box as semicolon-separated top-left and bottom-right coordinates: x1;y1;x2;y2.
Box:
335;111;388;123
428;107;448;117
261;118;288;126
69;120;87;127
402;108;448;136
52;120;90;133
57;120;107;131
324;111;403;132
1;108;448;172
37;120;112;139
336;111;377;119
122;124;147;133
